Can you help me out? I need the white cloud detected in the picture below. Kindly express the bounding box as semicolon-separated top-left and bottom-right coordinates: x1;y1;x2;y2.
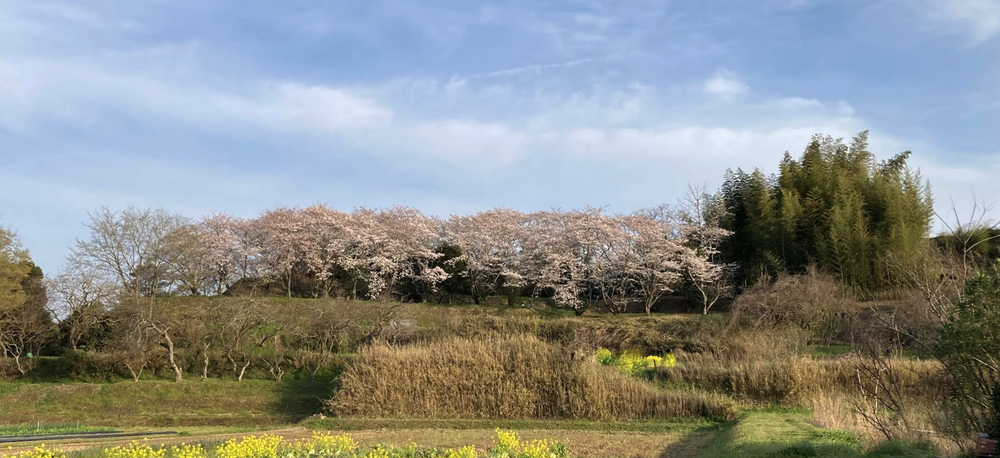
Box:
703;71;749;99
405;120;530;164
766;97;824;110
215;83;395;132
0;2;972;274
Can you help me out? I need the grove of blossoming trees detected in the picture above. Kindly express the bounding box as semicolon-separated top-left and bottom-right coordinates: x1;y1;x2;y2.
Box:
66;201;732;315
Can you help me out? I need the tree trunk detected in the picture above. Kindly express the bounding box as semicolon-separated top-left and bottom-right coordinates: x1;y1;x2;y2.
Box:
13;354;25;375
125;361;145;382
237;359;251;382
160;330;183;382
201;342;210;380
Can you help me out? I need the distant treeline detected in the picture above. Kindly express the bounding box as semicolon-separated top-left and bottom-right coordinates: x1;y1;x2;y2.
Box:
4;130;981;381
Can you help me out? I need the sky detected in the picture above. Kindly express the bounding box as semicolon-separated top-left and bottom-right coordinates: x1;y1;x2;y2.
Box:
2;0;1000;275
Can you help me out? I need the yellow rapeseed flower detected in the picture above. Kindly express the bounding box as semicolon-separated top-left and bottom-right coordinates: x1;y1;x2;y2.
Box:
10;445;66;458
103;441;165;458
215;434;283;458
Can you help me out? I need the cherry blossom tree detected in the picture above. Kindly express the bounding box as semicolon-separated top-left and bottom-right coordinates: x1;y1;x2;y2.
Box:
198;213;261;294
526;208;609;315
592;215;638;315
255;207;307;297
621;214;685;315
376;207;448;300
337;207;447;301
677;183;734;314
445;208;527;305
299;205;349;298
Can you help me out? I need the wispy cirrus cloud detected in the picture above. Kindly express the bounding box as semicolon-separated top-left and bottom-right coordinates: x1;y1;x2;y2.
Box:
464;58;594;79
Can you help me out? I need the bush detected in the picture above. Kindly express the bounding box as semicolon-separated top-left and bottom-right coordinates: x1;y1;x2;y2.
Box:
28;351;131;381
329;335;738;421
730;269;858;343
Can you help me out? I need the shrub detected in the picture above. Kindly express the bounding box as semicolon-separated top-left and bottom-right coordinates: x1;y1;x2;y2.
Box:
329;335;738;420
729;269;858;343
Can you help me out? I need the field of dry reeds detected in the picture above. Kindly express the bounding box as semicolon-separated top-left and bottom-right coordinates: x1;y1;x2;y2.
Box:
329;334;739;421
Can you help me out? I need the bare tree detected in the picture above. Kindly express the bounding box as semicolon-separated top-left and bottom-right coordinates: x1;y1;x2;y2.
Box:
109;304;155;382
217;299;270;382
0;292;53;374
71;206;187;298
162;224;216;296
46;265;115;350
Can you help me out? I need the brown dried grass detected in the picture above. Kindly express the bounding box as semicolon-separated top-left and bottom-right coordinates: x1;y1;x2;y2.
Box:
660;349;943;405
329;335;738;421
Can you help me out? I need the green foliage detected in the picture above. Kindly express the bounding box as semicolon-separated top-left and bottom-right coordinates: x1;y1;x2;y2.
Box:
936;263;1000;437
0;225;32;311
718;132;933;295
0;423;113;436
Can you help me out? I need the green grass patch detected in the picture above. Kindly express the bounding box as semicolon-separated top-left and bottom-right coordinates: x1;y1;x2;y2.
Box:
700;412;934;458
0;375;335;427
301;417;713;433
0;423;114;436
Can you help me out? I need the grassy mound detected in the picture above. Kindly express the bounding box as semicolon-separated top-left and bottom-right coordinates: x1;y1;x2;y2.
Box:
329;335;737;421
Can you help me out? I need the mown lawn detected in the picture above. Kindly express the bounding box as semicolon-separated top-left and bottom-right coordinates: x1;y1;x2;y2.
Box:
699;411;935;458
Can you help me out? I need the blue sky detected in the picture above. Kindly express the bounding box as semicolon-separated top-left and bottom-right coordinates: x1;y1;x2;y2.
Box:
2;0;1000;274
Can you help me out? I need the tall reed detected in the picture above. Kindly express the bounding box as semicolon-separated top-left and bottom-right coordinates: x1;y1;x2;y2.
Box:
329;335;737;421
